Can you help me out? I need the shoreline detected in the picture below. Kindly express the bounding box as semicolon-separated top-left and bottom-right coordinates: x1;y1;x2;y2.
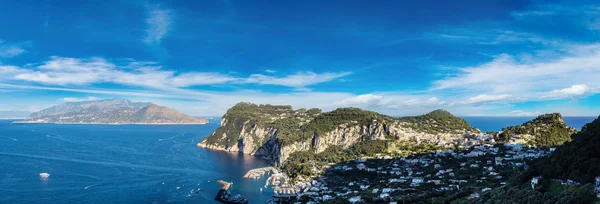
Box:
11;121;208;125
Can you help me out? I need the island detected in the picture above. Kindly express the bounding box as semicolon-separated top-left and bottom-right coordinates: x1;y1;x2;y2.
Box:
17;98;208;125
199;102;600;203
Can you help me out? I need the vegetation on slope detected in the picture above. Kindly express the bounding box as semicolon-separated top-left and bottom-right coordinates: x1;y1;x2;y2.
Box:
460;183;596;204
203;103;477;150
400;109;477;134
283;139;388;180
526;115;600;183
462;116;600;203
276;107;393;145
203;103;396;148
499;113;577;147
283;139;449;182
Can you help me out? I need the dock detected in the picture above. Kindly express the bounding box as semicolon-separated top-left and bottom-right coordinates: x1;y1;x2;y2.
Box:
216;180;232;190
243;167;277;179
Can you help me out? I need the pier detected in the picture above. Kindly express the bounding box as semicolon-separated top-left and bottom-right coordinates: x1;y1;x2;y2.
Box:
243;167;278;179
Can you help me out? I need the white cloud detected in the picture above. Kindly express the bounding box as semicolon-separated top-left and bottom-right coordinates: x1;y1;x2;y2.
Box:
540;84;590;99
265;69;276;73
387;97;446;109
332;94;447;114
62;96;100;102
143;6;172;44
433;44;600;100
0;56;352;90
0;81;455;116
333;94;384;106
0;83;191;99
462;94;512;105
510;110;541;116
0;45;25;58
246;71;351;87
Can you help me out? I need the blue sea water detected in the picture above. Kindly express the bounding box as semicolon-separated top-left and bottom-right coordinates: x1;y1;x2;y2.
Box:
462;116;598;132
0;120;274;204
1;116;598;203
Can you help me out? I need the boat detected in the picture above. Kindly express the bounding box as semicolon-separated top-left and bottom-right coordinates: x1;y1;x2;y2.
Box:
214;180;248;204
39;173;50;181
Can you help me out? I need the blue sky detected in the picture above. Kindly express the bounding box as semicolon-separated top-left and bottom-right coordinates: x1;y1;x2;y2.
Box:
0;0;599;116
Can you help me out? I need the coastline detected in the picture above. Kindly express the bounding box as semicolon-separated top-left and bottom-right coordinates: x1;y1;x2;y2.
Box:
11;121;208;125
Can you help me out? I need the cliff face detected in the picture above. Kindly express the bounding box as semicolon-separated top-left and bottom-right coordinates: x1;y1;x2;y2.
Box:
498;113;577;147
198;102;481;165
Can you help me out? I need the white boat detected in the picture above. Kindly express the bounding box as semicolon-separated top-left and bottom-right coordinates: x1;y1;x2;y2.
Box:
39;173;50;181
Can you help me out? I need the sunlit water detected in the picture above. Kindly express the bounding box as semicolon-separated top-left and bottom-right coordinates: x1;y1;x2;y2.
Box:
1;116;597;203
0;120;273;204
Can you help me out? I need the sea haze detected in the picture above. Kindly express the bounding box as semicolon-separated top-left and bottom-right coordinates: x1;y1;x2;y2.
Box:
0;120;273;204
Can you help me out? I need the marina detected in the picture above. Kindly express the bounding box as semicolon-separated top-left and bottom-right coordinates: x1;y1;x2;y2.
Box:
243;167;278;179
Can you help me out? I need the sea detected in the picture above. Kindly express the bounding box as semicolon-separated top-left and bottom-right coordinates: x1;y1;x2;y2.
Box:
0;120;273;204
0;116;597;203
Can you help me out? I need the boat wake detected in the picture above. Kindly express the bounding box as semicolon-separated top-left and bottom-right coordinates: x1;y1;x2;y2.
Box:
0;136;17;141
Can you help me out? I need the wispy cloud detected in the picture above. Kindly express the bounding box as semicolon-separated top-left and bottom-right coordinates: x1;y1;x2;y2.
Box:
461;94;512;105
0;39;26;58
510;4;600;31
143;5;173;44
431;29;555;46
62;96;100;102
433;43;600;100
333;94;384;107
510;110;541;116
245;71;351;87
332;94;446;111
0;56;352;90
540;84;590;99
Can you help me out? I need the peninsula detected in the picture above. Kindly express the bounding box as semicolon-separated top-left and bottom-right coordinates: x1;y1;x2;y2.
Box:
19;99;207;125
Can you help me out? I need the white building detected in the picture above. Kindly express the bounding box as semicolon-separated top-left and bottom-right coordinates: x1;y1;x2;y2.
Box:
531;176;541;189
348;196;361;203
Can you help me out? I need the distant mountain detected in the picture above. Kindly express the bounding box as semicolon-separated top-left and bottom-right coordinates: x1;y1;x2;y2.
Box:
130;104;207;124
22;99;207;124
498;113;577;147
0;110;31;119
29;99;152;118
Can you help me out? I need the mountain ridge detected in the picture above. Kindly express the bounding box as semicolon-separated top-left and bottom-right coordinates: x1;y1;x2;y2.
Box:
198;102;484;165
21;99;207;124
498;113;577;147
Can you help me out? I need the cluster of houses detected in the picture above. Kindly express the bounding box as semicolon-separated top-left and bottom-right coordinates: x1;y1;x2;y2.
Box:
292;144;554;203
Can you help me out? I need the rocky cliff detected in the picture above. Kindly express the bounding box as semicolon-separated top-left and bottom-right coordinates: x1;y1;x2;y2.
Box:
498;113;577;147
198;102;481;165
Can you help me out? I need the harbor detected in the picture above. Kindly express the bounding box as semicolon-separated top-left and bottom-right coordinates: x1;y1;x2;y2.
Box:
243;167;278;179
243;167;298;203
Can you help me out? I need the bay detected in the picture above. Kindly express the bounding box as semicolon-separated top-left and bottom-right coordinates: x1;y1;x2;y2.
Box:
0;120;273;204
